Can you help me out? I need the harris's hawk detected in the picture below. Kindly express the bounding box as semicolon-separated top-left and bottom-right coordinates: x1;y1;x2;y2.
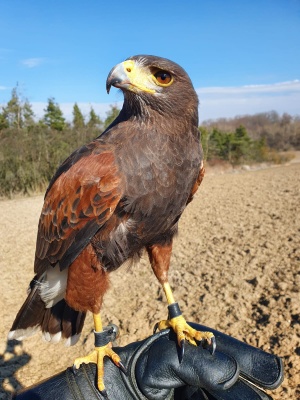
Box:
9;55;214;394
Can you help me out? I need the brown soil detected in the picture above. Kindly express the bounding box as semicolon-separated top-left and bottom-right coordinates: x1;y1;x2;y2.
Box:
0;162;299;399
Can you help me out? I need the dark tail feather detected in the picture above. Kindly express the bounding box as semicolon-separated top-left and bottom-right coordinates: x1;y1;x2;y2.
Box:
8;277;45;340
41;299;86;346
8;277;86;346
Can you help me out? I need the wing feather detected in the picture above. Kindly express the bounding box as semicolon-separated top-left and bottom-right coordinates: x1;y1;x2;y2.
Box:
34;144;123;275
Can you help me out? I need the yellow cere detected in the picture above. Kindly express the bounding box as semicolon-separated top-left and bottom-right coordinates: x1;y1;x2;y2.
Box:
122;60;156;94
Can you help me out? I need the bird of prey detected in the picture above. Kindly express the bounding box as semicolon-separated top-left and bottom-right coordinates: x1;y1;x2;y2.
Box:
9;55;214;395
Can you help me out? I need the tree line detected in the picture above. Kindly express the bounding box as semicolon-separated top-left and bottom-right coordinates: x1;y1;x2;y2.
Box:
202;111;300;151
0;87;298;197
201;111;299;167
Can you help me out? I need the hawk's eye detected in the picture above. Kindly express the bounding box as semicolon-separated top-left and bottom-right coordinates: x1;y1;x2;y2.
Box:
154;70;172;85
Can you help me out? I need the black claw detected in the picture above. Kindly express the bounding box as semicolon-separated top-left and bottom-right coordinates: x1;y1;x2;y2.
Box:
210;336;216;355
99;389;109;399
72;365;78;375
153;322;159;334
118;361;127;375
179;339;185;363
201;336;216;355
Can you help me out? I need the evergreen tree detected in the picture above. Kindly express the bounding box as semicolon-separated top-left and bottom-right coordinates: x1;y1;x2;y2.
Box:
23;100;35;128
0;85;35;130
104;105;120;129
0;107;9;130
207;128;233;161
231;125;251;162
72;103;85;129
44;97;66;131
3;86;23;129
87;107;102;129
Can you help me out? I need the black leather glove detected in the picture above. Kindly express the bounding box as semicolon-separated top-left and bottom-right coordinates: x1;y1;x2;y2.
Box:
13;323;283;400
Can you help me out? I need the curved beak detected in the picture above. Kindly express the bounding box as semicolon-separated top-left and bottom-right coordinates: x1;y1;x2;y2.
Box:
106;60;155;95
106;62;129;94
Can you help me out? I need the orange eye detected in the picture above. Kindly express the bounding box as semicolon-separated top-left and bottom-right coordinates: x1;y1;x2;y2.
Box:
154;70;172;85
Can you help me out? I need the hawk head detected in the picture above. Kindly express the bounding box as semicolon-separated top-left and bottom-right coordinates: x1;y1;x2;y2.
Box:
106;55;199;124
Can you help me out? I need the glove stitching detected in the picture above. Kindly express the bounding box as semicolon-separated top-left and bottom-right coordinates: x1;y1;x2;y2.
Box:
66;368;86;400
240;357;284;390
238;376;273;400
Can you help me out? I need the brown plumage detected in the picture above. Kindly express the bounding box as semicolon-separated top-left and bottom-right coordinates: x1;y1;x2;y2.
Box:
9;55;209;362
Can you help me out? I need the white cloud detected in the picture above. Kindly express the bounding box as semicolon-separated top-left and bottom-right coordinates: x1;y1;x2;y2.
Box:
21;58;45;68
196;80;300;121
0;85;9;90
197;80;300;95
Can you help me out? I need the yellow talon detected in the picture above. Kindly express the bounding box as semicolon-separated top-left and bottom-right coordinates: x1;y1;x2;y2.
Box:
74;344;125;392
73;315;125;393
74;344;121;392
157;314;214;347
159;283;215;355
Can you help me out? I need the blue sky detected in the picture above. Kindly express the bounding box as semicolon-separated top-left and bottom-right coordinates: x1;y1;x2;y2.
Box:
0;0;299;122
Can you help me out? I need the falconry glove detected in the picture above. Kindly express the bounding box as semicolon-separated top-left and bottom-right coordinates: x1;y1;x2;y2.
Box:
12;323;283;400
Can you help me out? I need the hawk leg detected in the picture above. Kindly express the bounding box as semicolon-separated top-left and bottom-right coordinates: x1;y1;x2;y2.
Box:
147;244;215;362
155;282;215;361
73;314;125;397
